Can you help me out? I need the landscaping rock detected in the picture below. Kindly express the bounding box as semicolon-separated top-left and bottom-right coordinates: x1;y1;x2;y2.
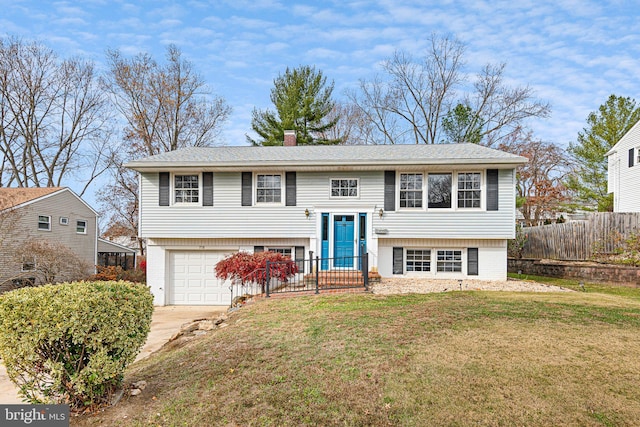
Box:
181;322;200;334
167;312;230;344
132;380;147;390
371;278;573;294
198;320;215;331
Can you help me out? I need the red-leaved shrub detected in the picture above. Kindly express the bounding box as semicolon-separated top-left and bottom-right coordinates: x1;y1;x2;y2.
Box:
215;251;298;286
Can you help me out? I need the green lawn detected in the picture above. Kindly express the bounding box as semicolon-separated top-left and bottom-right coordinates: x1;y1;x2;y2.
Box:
75;285;640;426
508;272;640;299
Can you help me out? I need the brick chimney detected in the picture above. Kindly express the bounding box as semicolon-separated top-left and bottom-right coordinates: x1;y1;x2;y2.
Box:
284;130;297;146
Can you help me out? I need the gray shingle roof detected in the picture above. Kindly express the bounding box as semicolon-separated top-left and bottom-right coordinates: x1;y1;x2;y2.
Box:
125;143;527;171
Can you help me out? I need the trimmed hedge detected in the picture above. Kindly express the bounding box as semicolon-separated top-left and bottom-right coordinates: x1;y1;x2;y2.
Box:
0;281;153;409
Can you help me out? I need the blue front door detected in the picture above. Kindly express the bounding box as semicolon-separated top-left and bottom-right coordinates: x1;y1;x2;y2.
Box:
334;215;355;268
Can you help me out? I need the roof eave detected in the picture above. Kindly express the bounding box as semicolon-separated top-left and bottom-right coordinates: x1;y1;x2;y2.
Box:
125;157;528;172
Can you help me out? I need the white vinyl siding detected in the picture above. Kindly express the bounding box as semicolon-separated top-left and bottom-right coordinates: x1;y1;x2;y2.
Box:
377;240;508;280
139;169;516;240
139;171;382;238
376;169;516;239
608;120;640;212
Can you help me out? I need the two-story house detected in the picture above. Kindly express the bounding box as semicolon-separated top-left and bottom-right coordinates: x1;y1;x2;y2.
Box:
126;137;527;306
0;187;98;288
607;119;640;212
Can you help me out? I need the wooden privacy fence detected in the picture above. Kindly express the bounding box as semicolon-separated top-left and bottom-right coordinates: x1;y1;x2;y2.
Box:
521;212;640;261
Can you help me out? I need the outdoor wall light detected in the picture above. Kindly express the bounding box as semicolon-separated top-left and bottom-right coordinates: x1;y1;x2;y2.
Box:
305;208;310;218
379;208;384;218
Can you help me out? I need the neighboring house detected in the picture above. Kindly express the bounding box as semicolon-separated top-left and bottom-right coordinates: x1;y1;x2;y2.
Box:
606;119;640;212
98;238;137;270
127;136;527;306
0;187;98;287
102;222;145;256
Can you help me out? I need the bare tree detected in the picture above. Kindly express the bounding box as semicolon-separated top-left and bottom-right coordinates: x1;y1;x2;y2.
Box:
0;37;114;193
316;102;373;145
13;239;93;285
96;168;142;254
103;45;231;155
499;129;570;226
348;33;550;145
100;45;231;253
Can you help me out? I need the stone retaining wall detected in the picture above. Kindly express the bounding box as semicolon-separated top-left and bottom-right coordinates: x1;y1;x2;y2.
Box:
508;258;640;287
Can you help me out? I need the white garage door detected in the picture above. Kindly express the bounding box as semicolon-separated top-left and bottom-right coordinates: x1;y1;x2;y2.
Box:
169;251;232;305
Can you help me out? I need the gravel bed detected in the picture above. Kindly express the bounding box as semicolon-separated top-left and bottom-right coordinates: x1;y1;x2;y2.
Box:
371;277;573;295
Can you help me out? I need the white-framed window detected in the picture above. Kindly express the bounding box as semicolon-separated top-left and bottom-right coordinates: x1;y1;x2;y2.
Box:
330;178;359;198
428;173;452;209
174;174;199;204
59;217;69;225
636;148;640;165
256;174;282;203
457;172;482;208
406;249;431;272
267;247;293;258
399;173;423;208
76;220;87;234
38;215;51;231
21;255;36;272
436;250;462;272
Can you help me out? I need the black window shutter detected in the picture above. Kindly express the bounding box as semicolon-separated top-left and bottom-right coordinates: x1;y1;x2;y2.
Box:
384;171;396;211
254;246;264;253
392;247;403;275
629;148;635;167
295;246;305;273
487;169;499;211
241;172;252;206
286;172;297;206
203;172;213;206
159;172;170;206
468;248;478;276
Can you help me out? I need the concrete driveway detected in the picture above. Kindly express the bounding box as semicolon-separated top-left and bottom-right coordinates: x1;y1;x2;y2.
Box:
0;305;227;404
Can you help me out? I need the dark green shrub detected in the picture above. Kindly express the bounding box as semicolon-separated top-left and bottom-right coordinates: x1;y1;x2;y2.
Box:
0;281;153;409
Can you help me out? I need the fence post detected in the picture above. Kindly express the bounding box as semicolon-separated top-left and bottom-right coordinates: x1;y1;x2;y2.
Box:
308;250;314;276
363;252;369;291
265;261;270;298
315;256;320;294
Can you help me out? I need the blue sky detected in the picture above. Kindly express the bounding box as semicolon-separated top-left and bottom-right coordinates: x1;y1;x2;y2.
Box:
2;0;640;200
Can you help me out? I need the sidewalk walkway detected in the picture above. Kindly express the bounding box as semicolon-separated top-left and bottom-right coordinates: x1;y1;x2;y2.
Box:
0;305;226;404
